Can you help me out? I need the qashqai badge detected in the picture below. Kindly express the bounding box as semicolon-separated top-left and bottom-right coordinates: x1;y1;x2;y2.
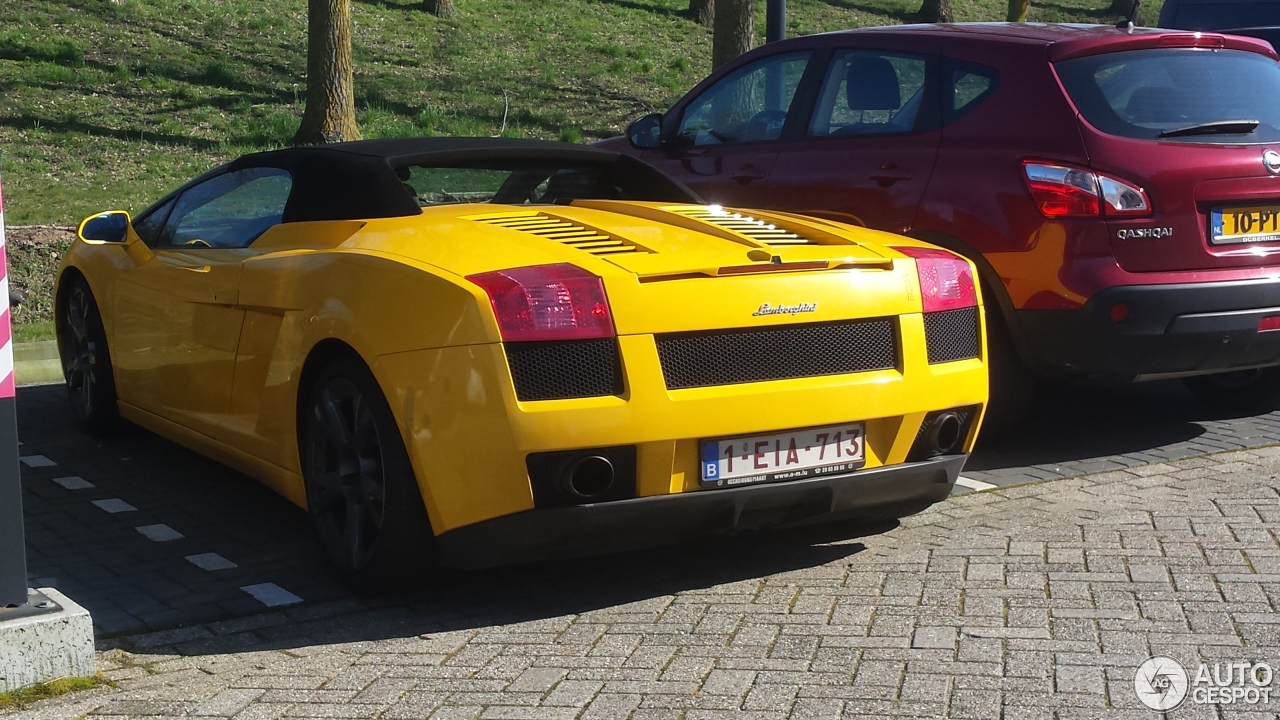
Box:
1264;150;1280;175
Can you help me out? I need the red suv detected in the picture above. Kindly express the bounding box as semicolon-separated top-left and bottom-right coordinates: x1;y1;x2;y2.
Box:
600;23;1280;429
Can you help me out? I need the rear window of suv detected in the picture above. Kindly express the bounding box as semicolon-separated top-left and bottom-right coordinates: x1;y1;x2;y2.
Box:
1056;48;1280;143
1172;2;1280;29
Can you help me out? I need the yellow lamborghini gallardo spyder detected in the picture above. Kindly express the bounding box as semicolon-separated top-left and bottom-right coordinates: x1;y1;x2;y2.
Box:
57;138;987;584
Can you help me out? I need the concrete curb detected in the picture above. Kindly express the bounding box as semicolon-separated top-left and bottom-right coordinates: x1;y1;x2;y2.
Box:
0;587;95;693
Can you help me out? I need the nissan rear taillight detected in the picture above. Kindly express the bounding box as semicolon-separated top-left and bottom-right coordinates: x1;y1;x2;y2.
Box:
1023;161;1150;218
893;246;978;312
467;263;615;342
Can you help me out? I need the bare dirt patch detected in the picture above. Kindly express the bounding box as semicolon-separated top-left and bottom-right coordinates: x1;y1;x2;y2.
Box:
6;225;74;324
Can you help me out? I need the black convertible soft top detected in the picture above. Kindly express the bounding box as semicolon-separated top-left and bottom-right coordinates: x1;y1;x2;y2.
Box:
174;138;699;224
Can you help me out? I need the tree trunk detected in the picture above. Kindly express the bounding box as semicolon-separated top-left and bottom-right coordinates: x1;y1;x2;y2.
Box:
711;0;753;71
424;0;455;18
1007;0;1029;21
915;0;954;23
689;0;713;26
295;0;359;144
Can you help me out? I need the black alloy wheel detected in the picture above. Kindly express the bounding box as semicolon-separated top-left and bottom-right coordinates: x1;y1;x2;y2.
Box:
301;356;435;586
305;377;387;572
57;279;119;434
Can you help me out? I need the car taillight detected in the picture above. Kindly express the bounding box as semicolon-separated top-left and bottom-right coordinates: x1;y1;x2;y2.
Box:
1024;162;1099;217
893;246;978;312
1158;32;1226;49
1022;161;1150;218
467;263;615;342
1097;174;1150;216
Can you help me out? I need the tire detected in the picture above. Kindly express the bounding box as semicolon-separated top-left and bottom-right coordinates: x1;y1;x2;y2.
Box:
300;354;436;588
1183;367;1280;411
56;277;120;435
977;303;1035;442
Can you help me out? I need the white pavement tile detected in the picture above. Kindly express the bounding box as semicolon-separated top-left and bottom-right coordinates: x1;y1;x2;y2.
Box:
91;498;137;514
19;454;56;467
241;583;303;608
51;475;94;490
187;553;238;571
955;476;997;491
135;524;185;542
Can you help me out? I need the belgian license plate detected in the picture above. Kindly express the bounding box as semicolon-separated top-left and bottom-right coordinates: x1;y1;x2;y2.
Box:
1210;206;1280;244
700;422;866;488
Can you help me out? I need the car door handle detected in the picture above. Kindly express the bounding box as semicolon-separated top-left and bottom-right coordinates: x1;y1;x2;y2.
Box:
731;169;767;184
870;163;912;187
871;173;911;186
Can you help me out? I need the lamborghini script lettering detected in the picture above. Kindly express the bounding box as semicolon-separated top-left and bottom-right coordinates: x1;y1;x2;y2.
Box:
753;302;818;316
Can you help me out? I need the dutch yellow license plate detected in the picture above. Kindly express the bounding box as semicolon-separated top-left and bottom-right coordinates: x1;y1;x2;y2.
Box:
1211;205;1280;244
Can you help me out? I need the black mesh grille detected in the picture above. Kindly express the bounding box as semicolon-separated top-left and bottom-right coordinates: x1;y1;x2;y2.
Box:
656;319;898;390
505;339;623;401
924;307;980;364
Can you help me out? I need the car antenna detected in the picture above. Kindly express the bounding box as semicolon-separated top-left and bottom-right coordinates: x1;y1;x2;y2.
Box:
1117;0;1140;31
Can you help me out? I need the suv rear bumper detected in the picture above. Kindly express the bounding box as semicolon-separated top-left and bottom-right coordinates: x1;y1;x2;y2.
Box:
1019;278;1280;382
435;454;965;569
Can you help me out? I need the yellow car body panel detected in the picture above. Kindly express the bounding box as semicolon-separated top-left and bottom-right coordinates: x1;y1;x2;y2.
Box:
59;199;988;540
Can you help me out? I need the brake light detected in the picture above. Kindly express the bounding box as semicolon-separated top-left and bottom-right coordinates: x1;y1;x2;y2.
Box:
1024;162;1099;216
1158;32;1225;49
1022;161;1150;218
893;246;977;312
467;263;615;342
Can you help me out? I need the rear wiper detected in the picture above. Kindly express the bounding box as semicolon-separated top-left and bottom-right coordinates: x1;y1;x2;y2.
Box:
1159;119;1260;138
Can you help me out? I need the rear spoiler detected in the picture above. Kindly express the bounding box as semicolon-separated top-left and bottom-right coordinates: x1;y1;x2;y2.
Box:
1048;30;1278;62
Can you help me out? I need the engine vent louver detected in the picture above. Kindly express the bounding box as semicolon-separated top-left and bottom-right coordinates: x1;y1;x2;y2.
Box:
673;207;815;246
469;212;652;255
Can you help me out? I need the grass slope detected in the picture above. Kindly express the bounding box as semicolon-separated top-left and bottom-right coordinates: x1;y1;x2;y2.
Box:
0;0;1160;227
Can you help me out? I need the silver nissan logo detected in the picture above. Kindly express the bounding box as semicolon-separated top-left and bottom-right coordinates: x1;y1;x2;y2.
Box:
1265;150;1280;175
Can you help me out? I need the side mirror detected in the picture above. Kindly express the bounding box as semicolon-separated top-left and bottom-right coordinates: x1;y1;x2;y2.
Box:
627;113;664;149
77;211;131;243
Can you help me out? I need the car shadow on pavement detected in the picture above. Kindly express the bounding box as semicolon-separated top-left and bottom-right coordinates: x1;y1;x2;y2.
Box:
118;523;879;657
19;382;884;653
968;379;1277;472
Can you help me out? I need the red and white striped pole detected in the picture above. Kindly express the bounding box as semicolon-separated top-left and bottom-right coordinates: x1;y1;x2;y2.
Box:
0;173;27;608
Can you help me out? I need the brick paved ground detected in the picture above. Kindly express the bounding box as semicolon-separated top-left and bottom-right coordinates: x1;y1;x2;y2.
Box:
12;381;1280;718
8;440;1280;718
17;380;1280;636
16;386;350;636
963;380;1280;489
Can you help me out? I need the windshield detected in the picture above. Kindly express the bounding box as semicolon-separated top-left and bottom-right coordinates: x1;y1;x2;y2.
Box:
1056;48;1280;142
1173;2;1280;29
396;159;696;207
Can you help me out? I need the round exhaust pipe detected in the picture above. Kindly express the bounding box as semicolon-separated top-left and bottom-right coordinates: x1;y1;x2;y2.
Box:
926;412;964;456
565;456;615;499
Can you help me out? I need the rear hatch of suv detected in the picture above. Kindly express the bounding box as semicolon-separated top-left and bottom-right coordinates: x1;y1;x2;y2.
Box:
1053;34;1280;273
